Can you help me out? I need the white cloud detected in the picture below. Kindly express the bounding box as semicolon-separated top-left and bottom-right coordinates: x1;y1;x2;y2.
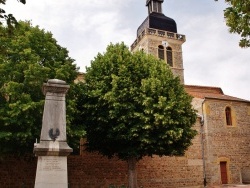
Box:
4;0;250;100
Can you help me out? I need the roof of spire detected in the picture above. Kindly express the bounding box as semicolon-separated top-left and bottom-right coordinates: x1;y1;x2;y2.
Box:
146;0;164;6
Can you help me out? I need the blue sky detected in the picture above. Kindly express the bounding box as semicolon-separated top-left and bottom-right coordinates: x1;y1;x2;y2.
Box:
4;0;250;100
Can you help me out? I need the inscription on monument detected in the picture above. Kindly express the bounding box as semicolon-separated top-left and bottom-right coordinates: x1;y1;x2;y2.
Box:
40;157;66;172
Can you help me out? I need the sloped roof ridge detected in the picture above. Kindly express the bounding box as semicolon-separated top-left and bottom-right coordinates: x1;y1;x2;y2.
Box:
184;84;224;94
184;84;250;103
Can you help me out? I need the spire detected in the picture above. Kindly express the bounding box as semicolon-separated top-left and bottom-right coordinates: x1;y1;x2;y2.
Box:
146;0;164;14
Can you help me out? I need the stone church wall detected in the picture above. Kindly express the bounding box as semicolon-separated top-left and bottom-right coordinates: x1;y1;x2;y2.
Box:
203;99;250;185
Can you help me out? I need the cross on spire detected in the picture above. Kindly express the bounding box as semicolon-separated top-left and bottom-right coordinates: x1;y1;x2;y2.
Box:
146;0;164;14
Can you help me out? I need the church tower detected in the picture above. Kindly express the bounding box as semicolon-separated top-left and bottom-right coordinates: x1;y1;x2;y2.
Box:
131;0;186;83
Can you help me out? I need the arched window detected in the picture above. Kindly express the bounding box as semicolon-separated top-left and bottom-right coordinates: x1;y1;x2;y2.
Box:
158;45;164;60
166;47;173;67
225;107;232;126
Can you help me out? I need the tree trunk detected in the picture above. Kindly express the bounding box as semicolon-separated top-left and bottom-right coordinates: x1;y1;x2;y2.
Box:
127;157;138;188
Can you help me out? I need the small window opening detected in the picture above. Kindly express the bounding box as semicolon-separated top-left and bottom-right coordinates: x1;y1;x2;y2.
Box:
225;107;232;126
166;47;173;67
158;45;164;60
158;3;162;13
153;1;157;12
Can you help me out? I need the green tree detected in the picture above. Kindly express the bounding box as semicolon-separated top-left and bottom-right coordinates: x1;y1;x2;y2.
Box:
216;0;250;47
82;43;197;187
0;21;85;155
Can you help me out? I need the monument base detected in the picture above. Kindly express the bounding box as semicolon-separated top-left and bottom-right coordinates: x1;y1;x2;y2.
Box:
35;156;68;188
34;140;73;156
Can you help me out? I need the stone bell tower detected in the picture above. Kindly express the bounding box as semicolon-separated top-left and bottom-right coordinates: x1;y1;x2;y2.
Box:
131;0;186;83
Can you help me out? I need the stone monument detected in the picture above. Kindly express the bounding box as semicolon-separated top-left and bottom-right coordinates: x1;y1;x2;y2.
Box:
34;79;73;188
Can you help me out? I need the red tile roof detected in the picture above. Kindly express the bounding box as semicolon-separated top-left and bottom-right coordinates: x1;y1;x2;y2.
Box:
184;85;250;103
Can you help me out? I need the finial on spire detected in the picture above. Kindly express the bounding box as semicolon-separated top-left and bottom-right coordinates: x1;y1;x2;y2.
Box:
146;0;164;14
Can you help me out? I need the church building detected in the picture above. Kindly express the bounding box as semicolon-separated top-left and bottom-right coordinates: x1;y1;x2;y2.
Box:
130;0;250;186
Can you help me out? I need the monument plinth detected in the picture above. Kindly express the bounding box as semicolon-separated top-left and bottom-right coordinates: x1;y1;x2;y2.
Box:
34;79;72;188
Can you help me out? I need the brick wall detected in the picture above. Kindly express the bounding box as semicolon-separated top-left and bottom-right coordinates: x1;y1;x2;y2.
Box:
0;120;204;188
0;156;37;187
68;154;127;187
0;154;204;188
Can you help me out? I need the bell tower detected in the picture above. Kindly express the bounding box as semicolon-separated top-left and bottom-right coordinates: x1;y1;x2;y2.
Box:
131;0;185;83
146;0;163;14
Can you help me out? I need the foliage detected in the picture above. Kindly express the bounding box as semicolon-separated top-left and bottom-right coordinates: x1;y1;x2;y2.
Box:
67;82;87;154
82;43;197;161
216;0;250;47
0;21;85;155
0;0;26;30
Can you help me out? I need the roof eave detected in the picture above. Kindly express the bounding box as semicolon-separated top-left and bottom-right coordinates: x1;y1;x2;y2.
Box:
203;96;250;103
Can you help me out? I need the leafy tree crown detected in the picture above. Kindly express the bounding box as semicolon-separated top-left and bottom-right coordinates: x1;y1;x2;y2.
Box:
0;21;84;155
83;43;197;160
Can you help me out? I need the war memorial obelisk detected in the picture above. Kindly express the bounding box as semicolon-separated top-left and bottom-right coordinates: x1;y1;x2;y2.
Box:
34;79;73;188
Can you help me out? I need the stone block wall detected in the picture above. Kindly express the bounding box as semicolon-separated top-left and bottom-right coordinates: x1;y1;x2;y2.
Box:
132;33;185;84
242;167;250;184
203;99;250;185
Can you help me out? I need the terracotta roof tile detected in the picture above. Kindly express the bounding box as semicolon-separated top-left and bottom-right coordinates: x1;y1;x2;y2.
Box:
184;85;250;103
